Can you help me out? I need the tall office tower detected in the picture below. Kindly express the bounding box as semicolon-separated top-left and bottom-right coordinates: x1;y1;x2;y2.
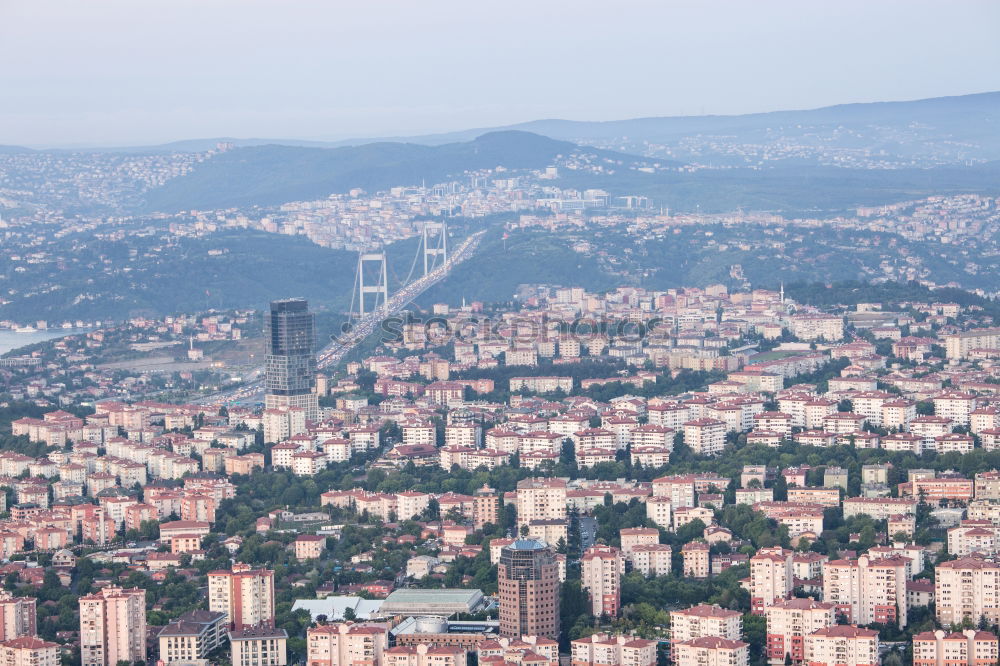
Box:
208;564;276;630
264;298;319;420
498;540;560;639
79;587;147;666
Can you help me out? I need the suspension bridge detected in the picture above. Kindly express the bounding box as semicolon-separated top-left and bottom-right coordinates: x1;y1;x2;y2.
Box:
199;222;483;405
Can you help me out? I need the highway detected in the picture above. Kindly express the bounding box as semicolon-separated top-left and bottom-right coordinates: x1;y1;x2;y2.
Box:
197;229;485;406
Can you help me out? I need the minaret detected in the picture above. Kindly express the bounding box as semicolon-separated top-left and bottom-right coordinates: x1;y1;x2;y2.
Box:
780;282;785;305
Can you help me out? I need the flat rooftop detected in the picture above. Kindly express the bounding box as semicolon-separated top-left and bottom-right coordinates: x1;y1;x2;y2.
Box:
380;588;486;616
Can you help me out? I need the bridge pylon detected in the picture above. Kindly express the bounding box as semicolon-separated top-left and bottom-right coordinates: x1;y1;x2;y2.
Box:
356;251;389;318
422;221;448;275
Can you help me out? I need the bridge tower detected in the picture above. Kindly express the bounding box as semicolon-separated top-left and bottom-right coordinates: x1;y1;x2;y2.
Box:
356;251;389;318
422;221;448;276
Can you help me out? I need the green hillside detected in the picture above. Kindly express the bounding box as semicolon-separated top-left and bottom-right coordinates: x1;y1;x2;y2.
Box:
0;230;424;322
142;131;603;213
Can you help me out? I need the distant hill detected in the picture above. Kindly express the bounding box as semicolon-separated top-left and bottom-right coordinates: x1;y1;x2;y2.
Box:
416;220;1000;307
11;91;998;215
64;136;343;154
416;229;620;306
141;131;632;212
0;145;35;154
407;91;1000;147
555;160;1000;214
35;91;999;155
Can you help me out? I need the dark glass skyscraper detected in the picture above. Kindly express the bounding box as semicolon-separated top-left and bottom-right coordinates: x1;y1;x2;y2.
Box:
264;298;319;419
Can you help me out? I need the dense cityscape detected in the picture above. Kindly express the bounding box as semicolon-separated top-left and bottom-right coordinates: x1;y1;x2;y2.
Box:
4;272;1000;666
3;4;1000;666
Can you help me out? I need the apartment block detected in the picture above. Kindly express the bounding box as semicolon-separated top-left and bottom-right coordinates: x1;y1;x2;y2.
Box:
619;528;659;554
683;419;727;456
306;622;389;666
0;594;35;642
750;547;794;613
208;564;276;629
912;629;999;666
515;478;567;527
790;315;843;341
764;598;835;665
681;542;710;579
0;637;59;666
581;546;624;617
383;644;464;666
628;544;672;577
672;637;749;666
944;328;1000;360
158;610;228;664
803;625;878;666
79;587;147;666
570;633;656;666
936;557;1000;627
670;605;742;642
948;521;1000;557
230;626;288;666
651;476;697;508
822;556;908;627
933;391;978;427
645;497;673;529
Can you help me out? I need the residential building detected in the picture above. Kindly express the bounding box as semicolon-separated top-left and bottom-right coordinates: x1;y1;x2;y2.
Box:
295;535;326;560
157;610;227;663
764;598;835;665
229;626;288;666
912;629;999;666
683;419;727;456
645;497;672;529
619;528;659;554
208;564;276;629
570;633;656;666
581;546;624;618
305;622;389;666
670;605;741;641
79;586;147;666
823;556;909;627
803;626;878;666
672;637;749;666
936;556;1000;627
628;544;672;577
0;637;59;666
682;542;710;579
750;547;794;613
0;594;35;642
948;521;1000;557
383;644;464;666
515;478;567;527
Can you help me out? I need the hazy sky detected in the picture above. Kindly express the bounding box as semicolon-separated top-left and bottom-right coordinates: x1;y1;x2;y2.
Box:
2;0;998;147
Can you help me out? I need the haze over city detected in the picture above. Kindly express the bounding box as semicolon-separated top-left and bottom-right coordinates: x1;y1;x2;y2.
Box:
2;0;999;146
2;4;1000;666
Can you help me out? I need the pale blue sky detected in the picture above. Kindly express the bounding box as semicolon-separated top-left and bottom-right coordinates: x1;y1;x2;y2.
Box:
2;0;998;147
